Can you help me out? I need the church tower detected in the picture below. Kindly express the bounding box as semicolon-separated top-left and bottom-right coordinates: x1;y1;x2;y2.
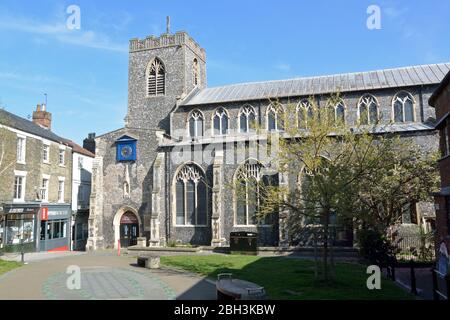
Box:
126;19;207;133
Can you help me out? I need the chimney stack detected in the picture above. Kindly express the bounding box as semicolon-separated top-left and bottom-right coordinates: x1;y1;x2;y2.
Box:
83;133;96;154
32;103;52;130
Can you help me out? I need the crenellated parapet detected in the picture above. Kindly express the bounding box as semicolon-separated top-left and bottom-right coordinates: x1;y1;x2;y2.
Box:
129;31;206;61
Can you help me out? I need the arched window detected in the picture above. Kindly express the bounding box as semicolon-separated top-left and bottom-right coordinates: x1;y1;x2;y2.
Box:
358;94;379;125
188;110;204;138
174;164;207;226
267;104;285;132
212;107;229;135
147;58;165;96
239;105;256;133
335;100;346;125
235;160;277;226
297;99;313;128
393;91;415;123
193;58;200;87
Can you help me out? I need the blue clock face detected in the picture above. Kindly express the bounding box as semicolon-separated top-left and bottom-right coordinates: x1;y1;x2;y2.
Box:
121;145;133;158
117;142;136;161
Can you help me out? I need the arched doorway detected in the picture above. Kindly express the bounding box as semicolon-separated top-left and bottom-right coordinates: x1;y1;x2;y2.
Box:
113;207;141;249
119;212;139;248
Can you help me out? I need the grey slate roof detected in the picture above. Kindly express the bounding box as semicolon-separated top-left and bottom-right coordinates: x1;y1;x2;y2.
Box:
0;108;68;144
181;63;450;106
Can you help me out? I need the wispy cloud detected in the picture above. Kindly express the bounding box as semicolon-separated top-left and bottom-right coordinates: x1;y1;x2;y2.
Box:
0;14;127;53
274;63;291;72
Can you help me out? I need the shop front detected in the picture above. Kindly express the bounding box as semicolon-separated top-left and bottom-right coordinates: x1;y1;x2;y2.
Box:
39;204;72;252
0;203;71;252
0;205;39;253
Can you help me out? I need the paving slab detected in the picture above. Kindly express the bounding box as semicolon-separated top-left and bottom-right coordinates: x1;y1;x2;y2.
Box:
0;252;216;300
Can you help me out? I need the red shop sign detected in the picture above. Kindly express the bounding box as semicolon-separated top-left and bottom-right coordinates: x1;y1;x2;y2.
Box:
41;207;49;221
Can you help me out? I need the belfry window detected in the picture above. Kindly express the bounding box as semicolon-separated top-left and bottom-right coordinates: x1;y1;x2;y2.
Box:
239;105;257;133
358;94;379;125
235;160;277;226
188;110;204;138
193;58;200;87
393;91;415;123
212;107;229;135
147;58;165;96
175;164;207;226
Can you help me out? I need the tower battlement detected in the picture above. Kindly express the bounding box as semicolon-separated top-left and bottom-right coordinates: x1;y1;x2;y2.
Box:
129;31;206;61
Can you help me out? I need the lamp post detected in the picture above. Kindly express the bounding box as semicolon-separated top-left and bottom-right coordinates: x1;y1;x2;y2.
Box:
20;237;25;263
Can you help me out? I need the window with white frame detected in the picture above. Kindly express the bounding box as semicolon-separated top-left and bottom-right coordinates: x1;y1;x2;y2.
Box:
297;99;314;128
43;144;50;163
334;100;346;124
40;178;49;202
78;156;83;169
58;149;65;166
393;91;415;123
267;104;285;132
147;58;165;96
16;136;26;163
212;107;229;135
188;110;204;138
234;160;277;226
239;105;256;133
13;173;26;202
57;179;65;203
358;94;379;125
174;164;207;226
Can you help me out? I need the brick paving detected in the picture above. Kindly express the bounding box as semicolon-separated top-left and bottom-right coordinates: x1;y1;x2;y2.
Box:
0;251;216;300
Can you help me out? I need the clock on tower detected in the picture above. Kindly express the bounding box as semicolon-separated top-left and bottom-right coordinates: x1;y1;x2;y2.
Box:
116;135;137;162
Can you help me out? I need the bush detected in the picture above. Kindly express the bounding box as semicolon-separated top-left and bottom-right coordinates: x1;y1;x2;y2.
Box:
357;229;399;265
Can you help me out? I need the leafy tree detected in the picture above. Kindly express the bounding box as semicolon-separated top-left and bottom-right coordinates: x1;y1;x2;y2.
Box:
233;93;439;282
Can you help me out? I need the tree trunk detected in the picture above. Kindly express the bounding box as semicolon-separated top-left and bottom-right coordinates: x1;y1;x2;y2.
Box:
313;229;319;279
323;209;330;282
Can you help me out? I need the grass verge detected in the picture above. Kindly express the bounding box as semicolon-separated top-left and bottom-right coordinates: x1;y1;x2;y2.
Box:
161;255;414;300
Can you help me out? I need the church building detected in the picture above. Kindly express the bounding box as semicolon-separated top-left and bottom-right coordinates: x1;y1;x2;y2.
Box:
86;26;450;250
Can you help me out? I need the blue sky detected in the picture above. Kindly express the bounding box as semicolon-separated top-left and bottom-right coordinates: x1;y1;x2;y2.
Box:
0;0;449;144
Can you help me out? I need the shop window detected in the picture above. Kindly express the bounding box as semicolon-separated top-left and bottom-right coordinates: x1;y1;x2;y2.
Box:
5;215;34;245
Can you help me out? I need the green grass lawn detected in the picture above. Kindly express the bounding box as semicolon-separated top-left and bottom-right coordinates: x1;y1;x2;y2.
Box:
161;255;414;300
0;260;22;276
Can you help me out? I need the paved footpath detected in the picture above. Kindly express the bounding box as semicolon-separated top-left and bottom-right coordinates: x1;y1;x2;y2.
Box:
0;251;216;300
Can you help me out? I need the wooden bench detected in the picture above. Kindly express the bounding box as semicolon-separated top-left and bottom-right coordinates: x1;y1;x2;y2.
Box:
216;273;266;300
137;256;160;269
